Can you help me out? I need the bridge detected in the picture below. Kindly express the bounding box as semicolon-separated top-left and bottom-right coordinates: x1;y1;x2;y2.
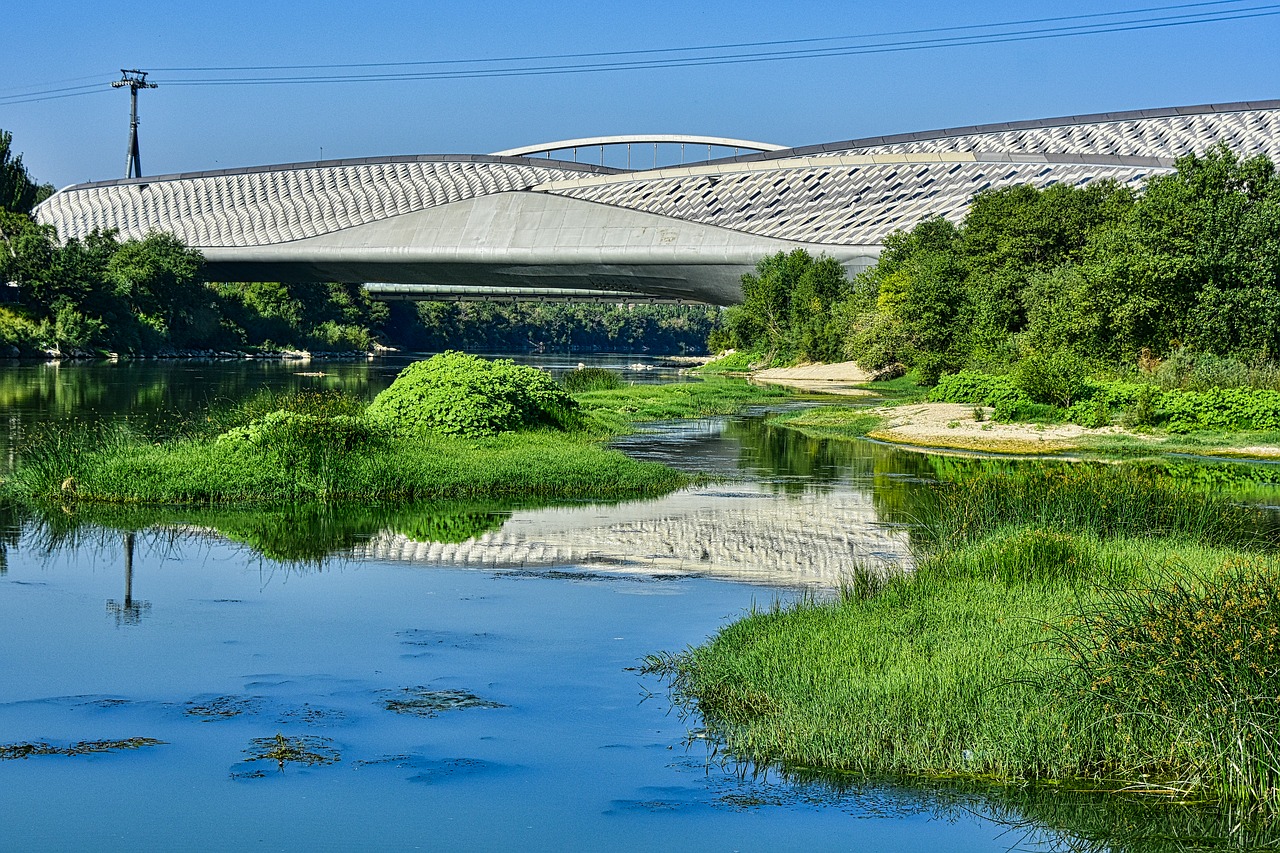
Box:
33;101;1280;306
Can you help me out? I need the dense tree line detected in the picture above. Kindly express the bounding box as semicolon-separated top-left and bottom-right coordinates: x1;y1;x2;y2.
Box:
717;146;1280;382
0;128;717;357
385;300;719;354
0;211;386;355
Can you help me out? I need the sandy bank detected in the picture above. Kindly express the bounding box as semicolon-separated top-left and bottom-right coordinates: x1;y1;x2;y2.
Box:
751;361;877;396
865;403;1130;454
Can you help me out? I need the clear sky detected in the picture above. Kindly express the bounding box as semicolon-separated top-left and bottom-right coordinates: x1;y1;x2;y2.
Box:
4;0;1278;189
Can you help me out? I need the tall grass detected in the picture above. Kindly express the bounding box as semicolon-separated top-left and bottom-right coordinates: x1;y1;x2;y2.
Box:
0;380;788;506
650;465;1280;810
920;465;1273;551
1051;559;1280;809
560;367;624;392
573;379;791;433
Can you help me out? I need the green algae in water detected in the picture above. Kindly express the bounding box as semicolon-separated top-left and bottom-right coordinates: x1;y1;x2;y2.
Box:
381;687;506;718
184;695;263;721
238;733;341;775
0;737;165;759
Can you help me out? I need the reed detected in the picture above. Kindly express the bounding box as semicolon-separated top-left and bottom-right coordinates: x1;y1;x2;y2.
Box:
650;466;1280;809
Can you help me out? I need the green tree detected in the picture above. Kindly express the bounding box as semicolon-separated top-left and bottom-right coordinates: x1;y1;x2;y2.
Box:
725;249;851;360
0;130;52;215
1070;146;1280;360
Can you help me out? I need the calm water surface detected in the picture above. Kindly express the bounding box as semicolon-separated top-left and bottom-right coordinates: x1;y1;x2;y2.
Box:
0;356;1271;851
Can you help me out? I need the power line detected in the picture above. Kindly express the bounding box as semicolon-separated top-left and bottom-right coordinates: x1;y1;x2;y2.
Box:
0;83;111;103
0;73;113;95
156;5;1280;86
0;87;110;106
147;0;1258;73
0;2;1274;103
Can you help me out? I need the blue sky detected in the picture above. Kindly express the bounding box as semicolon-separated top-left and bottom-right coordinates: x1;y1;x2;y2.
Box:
5;0;1278;188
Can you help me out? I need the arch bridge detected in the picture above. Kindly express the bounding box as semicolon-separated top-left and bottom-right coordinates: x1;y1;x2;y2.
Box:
491;134;787;170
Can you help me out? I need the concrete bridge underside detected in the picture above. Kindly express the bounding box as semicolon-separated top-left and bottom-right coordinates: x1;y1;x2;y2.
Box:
199;191;879;305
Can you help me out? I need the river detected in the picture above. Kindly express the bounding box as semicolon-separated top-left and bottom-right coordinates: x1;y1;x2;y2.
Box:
0;355;1271;851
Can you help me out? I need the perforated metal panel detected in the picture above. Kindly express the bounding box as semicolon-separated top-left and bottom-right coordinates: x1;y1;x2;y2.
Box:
37;160;588;247
546;161;1153;245
33;103;1280;257
817;106;1280;161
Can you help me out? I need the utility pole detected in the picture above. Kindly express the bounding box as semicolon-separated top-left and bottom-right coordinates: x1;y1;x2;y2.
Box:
112;70;157;179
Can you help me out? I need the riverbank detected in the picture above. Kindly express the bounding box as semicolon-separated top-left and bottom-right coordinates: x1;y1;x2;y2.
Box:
0;368;790;507
781;402;1280;461
650;466;1280;811
704;354;1280;460
2;347;379;363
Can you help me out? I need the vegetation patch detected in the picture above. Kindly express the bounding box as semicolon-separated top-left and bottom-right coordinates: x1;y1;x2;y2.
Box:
381;688;506;717
366;351;576;437
237;733;341;774
560;366;624;392
697;350;769;373
649;466;1280;810
573;379;791;433
769;407;884;439
0;737;165;759
184;695;263;721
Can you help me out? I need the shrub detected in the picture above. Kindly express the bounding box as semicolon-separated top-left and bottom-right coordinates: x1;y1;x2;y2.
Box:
0;306;40;354
1012;350;1093;407
366;351;577;437
1065;397;1112;428
217;411;381;453
992;398;1065;424
216;412;385;478
1053;559;1280;807
1123;384;1161;428
1154;387;1280;433
561;367;624;393
927;371;1024;408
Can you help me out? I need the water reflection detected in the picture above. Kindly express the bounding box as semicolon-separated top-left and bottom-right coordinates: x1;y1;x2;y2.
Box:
723;760;1280;853
105;532;150;626
0;353;685;464
982;785;1280;853
15;415;1280;588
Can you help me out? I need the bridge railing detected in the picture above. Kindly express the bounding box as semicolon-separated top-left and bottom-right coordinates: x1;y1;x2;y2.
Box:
491;134;786;171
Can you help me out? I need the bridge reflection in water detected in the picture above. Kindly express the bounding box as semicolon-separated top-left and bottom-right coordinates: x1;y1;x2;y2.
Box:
353;483;910;589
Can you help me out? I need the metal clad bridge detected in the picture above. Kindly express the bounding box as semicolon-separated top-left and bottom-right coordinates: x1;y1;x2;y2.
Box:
34;102;1280;306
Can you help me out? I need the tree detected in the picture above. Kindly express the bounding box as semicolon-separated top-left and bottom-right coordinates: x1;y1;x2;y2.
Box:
0;130;53;215
724;249;851;360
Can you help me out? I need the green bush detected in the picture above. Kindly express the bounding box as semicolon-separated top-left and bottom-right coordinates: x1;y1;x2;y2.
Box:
0;306;40;354
217;411;382;453
1065;397;1112;428
1152;387;1280;433
992;398;1065;424
1123;384;1161;427
927;371;1024;407
1012;350;1093;407
561;367;624;393
366;351;577;437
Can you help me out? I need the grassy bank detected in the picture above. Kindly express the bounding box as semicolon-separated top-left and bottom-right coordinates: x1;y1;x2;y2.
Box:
649;467;1280;810
0;367;788;506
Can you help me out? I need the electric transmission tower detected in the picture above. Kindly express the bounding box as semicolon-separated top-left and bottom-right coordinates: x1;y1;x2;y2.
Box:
112;70;157;179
